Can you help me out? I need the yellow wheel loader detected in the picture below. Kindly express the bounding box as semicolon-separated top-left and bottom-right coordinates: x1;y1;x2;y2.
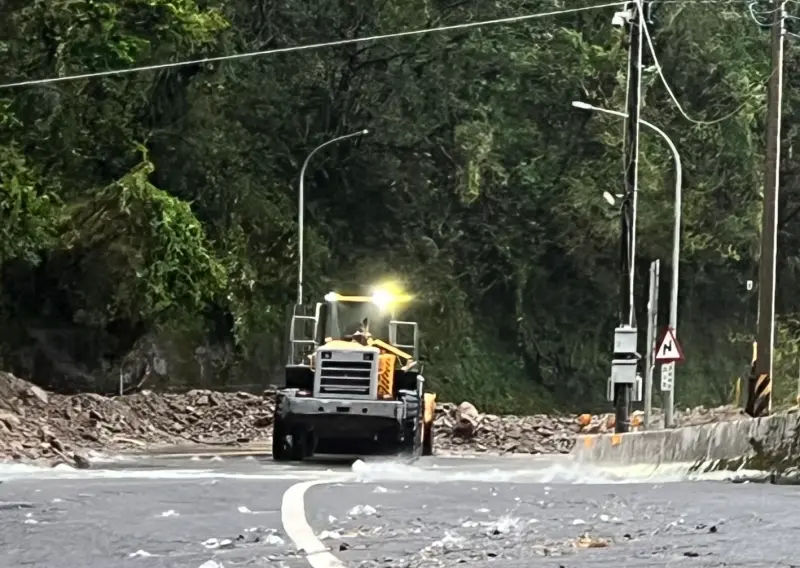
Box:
271;288;436;461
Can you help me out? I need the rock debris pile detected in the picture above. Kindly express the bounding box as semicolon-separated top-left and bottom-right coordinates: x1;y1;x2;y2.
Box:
0;372;274;467
0;371;746;466
434;402;578;454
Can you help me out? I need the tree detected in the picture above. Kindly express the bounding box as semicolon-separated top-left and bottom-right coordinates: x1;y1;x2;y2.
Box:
1;0;796;412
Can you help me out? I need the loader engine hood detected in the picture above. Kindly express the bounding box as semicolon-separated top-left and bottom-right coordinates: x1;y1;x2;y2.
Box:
323;340;375;350
314;343;381;399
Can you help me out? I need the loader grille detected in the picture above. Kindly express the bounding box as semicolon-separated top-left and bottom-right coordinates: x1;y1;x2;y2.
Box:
318;359;374;397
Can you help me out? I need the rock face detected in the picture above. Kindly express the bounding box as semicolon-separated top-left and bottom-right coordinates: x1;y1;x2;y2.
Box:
0;371;746;466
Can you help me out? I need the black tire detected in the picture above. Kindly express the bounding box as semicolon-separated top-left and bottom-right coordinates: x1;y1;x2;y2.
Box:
398;390;422;458
289;427;309;461
422;420;434;456
272;414;291;462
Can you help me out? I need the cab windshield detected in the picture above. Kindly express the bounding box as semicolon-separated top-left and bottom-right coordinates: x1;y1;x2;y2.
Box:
326;300;390;341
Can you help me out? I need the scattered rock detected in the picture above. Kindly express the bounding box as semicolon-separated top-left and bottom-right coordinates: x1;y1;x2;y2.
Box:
577;404;745;435
576;535;609;548
26;385;49;405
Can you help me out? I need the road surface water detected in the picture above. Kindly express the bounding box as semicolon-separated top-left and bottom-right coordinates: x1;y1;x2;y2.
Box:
0;452;795;567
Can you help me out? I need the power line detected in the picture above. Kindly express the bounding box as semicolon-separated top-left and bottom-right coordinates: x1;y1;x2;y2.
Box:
640;0;766;125
0;2;621;90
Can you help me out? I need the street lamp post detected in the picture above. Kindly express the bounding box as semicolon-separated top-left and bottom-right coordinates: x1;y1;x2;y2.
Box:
297;129;369;306
572;101;682;428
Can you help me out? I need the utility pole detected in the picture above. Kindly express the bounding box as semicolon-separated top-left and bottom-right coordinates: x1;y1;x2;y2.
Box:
612;0;647;434
747;0;786;418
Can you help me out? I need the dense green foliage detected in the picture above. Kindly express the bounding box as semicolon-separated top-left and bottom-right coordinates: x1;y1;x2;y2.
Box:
1;0;799;413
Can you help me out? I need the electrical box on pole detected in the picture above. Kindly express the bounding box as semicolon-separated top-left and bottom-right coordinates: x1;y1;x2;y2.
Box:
608;325;643;404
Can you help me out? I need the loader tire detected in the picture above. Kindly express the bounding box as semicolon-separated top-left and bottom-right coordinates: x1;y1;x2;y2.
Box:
272;414;291;462
398;390;423;458
289;427;310;461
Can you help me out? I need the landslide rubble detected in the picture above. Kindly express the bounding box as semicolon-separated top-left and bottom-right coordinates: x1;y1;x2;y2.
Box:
435;401;578;454
0;371;745;467
0;372;276;467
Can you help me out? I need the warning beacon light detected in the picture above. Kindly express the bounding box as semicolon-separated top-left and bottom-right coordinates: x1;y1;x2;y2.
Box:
322;282;414;311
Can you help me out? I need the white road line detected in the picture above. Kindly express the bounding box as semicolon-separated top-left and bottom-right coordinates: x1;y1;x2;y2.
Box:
282;477;351;568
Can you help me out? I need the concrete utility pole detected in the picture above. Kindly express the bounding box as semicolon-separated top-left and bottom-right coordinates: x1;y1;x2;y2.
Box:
612;0;648;434
297;129;369;306
747;1;786;417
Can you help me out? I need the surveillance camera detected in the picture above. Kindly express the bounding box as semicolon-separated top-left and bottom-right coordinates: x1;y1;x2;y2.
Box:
612;10;632;27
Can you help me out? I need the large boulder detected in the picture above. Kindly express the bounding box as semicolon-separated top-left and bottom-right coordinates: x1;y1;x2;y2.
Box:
453;401;481;437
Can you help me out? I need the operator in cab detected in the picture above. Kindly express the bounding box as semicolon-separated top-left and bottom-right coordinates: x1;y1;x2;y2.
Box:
345;317;372;345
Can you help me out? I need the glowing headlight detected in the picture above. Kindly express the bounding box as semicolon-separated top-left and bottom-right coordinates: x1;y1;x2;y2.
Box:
371;289;393;310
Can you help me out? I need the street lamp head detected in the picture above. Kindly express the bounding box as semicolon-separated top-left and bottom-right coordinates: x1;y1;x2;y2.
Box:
602;191;616;206
572;101;592;110
361;129;369;135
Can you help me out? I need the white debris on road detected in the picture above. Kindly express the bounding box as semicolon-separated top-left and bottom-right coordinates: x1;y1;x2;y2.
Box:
318;530;341;540
486;515;522;535
202;537;234;550
261;529;285;546
421;530;466;558
348;504;377;517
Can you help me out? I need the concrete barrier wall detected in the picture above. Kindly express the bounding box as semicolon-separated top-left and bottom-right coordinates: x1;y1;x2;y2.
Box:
571;412;800;468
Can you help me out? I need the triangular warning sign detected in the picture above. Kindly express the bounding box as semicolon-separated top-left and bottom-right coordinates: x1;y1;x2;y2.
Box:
655;327;684;363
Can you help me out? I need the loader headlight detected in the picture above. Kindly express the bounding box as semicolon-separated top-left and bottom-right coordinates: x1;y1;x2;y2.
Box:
371;289;393;311
363;353;374;361
370;282;414;311
321;351;332;360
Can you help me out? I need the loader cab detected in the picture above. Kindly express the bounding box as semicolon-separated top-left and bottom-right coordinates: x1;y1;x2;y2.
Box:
285;289;419;368
324;297;390;344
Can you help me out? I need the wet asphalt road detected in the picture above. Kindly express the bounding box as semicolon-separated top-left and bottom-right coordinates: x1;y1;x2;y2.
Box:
0;453;798;568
